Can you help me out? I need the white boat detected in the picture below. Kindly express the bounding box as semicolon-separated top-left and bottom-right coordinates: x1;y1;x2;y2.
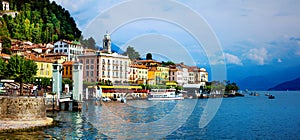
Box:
102;97;111;102
148;89;184;101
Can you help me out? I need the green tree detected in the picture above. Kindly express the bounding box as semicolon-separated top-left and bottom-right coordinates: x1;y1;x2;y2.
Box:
162;61;175;66
0;58;7;79
123;46;140;60
0;36;12;54
225;81;239;93
80;36;96;49
6;55;38;95
62;78;73;91
146;53;152;60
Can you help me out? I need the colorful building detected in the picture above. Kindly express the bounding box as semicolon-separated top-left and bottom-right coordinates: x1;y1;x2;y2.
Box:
27;54;53;78
62;61;73;80
129;64;148;84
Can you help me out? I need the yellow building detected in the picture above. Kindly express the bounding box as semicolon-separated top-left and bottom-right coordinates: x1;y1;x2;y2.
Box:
129;64;148;84
35;60;53;78
27;54;53;78
157;66;169;84
148;66;168;85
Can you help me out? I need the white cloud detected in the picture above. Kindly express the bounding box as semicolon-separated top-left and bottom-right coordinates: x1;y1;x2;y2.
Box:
225;53;243;65
277;58;282;63
245;48;269;65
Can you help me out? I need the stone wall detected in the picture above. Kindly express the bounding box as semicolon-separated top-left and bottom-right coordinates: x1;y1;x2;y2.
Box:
0;97;46;121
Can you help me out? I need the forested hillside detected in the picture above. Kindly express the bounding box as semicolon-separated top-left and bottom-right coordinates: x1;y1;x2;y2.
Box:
0;0;81;43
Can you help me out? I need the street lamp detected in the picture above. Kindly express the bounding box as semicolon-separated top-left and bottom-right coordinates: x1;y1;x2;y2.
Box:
35;78;41;98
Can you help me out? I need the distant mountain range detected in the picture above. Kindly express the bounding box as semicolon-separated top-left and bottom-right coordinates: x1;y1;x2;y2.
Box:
268;77;300;91
232;65;300;90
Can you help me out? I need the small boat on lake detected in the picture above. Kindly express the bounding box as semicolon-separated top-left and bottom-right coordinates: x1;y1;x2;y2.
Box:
268;95;275;99
148;89;184;101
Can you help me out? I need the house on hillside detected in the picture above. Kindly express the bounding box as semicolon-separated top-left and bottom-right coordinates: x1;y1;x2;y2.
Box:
53;40;83;61
2;1;9;11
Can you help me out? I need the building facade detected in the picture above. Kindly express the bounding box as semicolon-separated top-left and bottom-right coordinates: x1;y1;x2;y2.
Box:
53;40;83;61
2;1;9;11
62;61;73;80
78;33;130;84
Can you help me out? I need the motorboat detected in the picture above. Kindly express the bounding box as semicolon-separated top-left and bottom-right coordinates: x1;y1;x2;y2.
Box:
148;89;184;101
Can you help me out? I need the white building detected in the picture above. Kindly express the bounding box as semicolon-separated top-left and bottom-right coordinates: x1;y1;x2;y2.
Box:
2;1;9;11
98;52;130;84
53;40;83;61
78;33;130;84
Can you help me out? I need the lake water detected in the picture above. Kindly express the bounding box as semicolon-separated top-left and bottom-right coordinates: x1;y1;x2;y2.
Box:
1;91;300;139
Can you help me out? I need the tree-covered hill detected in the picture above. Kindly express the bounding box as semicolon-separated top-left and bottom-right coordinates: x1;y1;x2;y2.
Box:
0;0;81;43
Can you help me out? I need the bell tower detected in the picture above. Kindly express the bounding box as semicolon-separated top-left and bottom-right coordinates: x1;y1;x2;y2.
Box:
103;32;111;53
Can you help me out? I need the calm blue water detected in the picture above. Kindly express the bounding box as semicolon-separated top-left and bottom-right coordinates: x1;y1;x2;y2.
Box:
1;91;300;139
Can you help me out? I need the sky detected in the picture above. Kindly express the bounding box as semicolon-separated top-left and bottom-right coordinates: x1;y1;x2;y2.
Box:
51;0;300;87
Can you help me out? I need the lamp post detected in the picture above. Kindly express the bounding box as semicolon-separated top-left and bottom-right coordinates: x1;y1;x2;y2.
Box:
50;78;55;112
35;78;41;98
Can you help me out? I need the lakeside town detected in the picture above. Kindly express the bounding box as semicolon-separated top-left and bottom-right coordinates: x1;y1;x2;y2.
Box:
0;0;244;134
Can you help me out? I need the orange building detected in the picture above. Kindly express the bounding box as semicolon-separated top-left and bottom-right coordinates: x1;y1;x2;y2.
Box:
62;61;74;80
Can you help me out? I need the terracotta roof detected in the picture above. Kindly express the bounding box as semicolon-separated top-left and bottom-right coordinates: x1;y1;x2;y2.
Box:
0;53;10;59
63;61;74;65
24;54;53;63
130;64;147;69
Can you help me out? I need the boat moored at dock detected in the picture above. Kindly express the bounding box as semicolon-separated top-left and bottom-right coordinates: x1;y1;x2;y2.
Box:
148;89;184;101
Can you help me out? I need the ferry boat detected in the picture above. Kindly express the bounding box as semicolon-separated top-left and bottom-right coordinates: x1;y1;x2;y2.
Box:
148;89;184;101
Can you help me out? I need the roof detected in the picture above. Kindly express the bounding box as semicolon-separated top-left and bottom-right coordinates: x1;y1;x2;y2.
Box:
130;64;147;69
63;61;74;66
24;54;53;63
0;53;10;59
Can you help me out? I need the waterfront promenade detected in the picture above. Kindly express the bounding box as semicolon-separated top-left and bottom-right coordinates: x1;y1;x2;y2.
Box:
0;118;53;132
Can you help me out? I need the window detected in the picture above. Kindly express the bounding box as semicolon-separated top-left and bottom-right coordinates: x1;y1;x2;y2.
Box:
91;72;94;77
102;71;105;76
86;65;89;69
86;59;89;64
60;45;63;48
55;50;58;53
86;71;89;77
64;45;68;48
64;49;67;52
91;59;94;64
54;45;58;48
91;65;94;69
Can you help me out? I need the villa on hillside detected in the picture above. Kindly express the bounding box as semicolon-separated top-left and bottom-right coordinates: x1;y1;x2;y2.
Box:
53;40;83;61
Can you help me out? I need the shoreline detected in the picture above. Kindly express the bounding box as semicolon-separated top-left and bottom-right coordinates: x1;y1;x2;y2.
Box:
0;117;54;133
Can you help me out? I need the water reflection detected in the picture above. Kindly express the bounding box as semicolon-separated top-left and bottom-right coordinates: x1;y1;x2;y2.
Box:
84;99;198;139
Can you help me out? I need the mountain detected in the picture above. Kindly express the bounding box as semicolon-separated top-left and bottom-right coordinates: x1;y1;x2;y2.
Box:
232;64;300;90
111;43;124;54
237;76;276;90
268;78;300;91
0;0;81;43
96;43;124;54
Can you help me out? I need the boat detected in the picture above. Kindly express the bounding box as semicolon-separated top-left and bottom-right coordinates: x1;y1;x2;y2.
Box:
121;97;126;103
102;97;111;102
268;95;275;99
148;89;184;101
